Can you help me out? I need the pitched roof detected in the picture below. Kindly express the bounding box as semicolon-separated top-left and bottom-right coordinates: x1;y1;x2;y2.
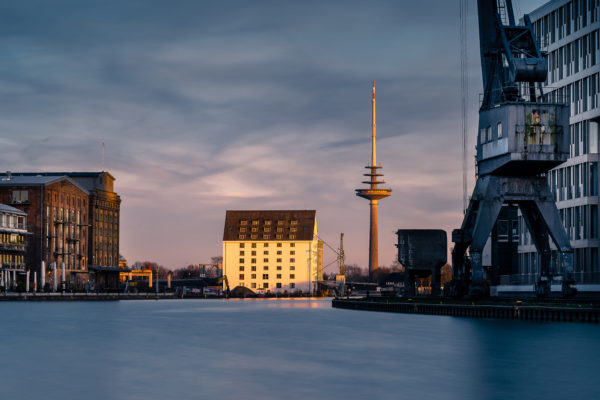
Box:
0;203;27;216
0;175;89;194
223;210;316;241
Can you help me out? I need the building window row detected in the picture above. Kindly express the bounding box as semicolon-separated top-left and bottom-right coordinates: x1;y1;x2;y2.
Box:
533;0;599;48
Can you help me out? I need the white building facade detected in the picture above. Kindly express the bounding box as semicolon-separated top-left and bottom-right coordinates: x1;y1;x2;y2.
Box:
518;0;600;287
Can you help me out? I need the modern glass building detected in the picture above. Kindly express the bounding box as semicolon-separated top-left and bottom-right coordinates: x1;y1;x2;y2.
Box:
517;0;600;289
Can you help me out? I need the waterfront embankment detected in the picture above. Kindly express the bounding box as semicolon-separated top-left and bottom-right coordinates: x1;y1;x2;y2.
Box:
332;298;600;323
0;292;176;301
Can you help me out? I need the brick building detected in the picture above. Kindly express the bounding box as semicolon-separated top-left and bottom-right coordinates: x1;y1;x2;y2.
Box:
0;172;121;269
0;175;89;287
0;203;28;289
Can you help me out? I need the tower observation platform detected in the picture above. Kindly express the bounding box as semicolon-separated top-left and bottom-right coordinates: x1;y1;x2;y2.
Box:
356;81;391;279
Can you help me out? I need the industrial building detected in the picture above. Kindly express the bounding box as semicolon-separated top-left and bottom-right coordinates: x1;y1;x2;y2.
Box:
0;203;28;290
0;171;121;290
0;174;90;288
222;210;322;294
515;0;600;288
0;172;121;269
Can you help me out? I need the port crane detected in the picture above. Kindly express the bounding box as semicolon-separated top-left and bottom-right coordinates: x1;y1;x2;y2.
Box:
451;0;576;298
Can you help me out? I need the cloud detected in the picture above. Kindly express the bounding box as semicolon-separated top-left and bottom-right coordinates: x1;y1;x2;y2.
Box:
0;0;548;267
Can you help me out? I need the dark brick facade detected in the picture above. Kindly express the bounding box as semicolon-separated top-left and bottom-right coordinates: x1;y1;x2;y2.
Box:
0;177;89;285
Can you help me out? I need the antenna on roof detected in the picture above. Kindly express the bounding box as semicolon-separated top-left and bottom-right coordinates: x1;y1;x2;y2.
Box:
102;141;105;171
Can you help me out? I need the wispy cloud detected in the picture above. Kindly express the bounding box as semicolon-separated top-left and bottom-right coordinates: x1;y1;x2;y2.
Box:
0;0;548;268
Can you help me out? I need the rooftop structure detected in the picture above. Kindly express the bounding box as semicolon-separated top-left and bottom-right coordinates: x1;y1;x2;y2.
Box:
355;81;392;279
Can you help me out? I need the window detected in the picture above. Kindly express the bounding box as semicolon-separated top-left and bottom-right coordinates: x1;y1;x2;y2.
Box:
480;128;486;143
251;283;256;288
263;274;269;279
277;243;282;247
487;126;492;142
251;243;257;248
511;220;519;243
251;227;258;232
276;283;282;288
263;243;269;247
290;283;295;289
264;220;271;225
290;250;295;255
290;274;295;279
251;274;256;279
277;266;282;270
251;258;256;264
277;220;284;225
264;228;271;232
263;250;269;255
277;274;282;279
263;234;270;239
497;220;509;242
290;227;297;232
263;258;268;262
262;266;268;271
239;274;244;280
239;251;245;256
290;258;295;263
277;227;283;233
240;266;245;271
11;190;29;204
263;283;269;289
291;220;298;225
240;243;245;248
276;234;283;239
240;227;246;232
241;220;248;226
251;234;258;239
251;266;257;271
277;250;282;255
239;258;245;264
290;266;295;270
289;234;296;239
290;243;295;248
277;258;282;262
497;122;502;138
251;251;256;256
252;220;259;225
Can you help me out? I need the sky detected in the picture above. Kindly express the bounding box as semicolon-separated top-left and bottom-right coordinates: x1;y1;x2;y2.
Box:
0;0;549;271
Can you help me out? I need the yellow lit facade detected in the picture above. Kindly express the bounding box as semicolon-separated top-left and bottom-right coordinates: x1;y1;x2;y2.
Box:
222;210;321;294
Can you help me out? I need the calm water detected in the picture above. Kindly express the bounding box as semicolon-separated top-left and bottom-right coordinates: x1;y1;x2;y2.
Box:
1;298;599;400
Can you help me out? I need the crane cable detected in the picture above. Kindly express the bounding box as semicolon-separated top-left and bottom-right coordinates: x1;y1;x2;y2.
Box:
460;0;469;214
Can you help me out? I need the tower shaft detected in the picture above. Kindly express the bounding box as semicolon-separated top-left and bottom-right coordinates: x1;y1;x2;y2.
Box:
372;80;376;166
355;81;391;280
369;199;378;277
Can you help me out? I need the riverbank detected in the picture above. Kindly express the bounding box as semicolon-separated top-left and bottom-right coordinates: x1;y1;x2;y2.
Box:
332;297;600;323
0;292;176;301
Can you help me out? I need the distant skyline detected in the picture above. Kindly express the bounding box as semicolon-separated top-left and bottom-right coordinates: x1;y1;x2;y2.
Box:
1;0;548;270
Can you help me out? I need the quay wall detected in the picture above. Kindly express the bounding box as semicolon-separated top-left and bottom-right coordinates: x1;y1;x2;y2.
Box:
332;299;600;323
0;292;176;301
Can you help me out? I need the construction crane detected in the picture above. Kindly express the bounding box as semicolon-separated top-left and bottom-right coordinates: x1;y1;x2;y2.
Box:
450;0;576;298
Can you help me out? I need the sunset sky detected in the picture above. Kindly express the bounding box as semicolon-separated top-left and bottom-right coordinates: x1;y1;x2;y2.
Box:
0;0;548;271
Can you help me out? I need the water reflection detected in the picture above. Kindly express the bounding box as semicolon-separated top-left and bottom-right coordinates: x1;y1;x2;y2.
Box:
1;299;598;400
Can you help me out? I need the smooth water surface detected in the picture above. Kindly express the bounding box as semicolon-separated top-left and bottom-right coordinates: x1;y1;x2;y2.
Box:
1;299;599;400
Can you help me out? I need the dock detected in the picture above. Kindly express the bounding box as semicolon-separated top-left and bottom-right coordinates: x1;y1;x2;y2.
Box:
0;292;176;301
332;298;600;323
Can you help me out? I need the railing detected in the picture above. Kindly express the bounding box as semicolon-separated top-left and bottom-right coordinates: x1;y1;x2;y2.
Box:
0;243;26;252
500;273;600;285
479;85;569;106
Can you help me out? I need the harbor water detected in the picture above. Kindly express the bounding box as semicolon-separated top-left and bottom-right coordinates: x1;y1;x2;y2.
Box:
1;298;599;400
